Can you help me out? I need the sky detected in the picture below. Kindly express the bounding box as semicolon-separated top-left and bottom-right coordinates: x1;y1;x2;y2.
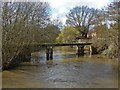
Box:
3;0;114;25
45;0;113;25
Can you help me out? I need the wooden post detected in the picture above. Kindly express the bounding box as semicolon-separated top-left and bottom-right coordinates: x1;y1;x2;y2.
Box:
46;46;53;60
77;45;80;57
49;46;53;60
77;45;84;57
80;45;84;56
89;45;92;56
46;47;50;60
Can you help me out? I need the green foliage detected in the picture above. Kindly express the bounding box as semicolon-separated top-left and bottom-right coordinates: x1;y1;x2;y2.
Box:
91;24;109;53
91;23;118;57
91;1;119;58
56;26;80;43
102;44;117;58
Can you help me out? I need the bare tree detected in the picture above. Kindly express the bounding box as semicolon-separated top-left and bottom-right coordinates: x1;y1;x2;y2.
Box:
66;6;99;38
2;2;50;69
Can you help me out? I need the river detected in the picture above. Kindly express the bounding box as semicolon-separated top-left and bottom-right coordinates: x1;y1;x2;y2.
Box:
2;49;118;88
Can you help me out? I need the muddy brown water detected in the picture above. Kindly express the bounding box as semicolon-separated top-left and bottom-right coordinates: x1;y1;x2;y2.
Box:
2;50;118;88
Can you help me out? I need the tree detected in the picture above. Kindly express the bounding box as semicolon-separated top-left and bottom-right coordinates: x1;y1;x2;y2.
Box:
105;1;119;57
2;2;51;69
106;2;119;23
43;25;60;43
66;6;99;38
91;24;109;53
56;26;80;43
51;18;63;29
106;1;119;49
33;24;60;44
91;1;119;57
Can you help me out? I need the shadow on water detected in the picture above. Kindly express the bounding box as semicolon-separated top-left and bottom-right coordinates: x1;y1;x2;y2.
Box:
2;50;118;88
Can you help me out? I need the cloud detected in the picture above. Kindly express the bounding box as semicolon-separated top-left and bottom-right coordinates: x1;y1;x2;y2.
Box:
46;0;112;24
48;0;111;9
2;0;113;26
3;0;112;25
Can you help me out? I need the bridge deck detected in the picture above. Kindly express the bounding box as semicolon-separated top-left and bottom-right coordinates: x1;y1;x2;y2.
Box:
33;42;92;47
23;42;92;52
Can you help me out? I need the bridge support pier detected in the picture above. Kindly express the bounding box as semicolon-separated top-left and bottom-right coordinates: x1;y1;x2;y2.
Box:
89;45;92;56
77;45;84;57
46;46;53;60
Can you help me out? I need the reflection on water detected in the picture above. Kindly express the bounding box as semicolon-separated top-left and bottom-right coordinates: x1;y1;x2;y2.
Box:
2;50;118;88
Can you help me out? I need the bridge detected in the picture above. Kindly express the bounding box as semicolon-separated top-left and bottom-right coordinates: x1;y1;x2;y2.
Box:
22;42;92;61
3;42;92;69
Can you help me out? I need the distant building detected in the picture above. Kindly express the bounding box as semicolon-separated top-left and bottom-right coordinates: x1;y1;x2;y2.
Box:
87;29;105;40
87;30;97;38
75;29;105;43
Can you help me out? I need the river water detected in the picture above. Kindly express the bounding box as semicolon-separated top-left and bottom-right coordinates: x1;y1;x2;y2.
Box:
2;50;118;88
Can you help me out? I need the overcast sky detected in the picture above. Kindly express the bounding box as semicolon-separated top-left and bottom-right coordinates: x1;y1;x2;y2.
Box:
46;0;113;25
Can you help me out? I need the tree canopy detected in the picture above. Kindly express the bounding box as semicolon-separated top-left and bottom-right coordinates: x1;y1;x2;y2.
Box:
91;1;119;57
2;2;60;69
56;26;79;43
66;6;99;38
